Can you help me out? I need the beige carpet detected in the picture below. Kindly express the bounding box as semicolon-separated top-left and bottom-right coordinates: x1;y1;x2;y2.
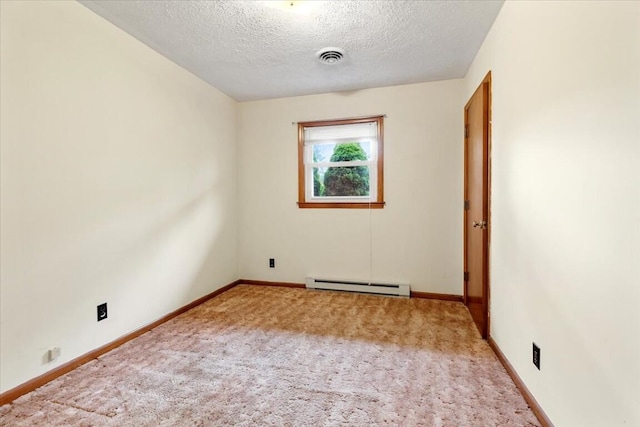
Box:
0;285;540;426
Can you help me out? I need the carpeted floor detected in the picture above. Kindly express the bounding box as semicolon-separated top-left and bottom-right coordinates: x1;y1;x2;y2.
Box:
0;285;540;426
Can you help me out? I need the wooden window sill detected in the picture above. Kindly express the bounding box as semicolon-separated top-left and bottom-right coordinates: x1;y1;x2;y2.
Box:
297;202;385;209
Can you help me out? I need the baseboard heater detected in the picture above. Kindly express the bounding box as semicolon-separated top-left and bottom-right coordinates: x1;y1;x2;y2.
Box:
305;277;410;297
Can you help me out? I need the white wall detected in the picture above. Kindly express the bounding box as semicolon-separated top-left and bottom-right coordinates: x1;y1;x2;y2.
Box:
0;1;238;393
465;1;640;425
238;81;463;294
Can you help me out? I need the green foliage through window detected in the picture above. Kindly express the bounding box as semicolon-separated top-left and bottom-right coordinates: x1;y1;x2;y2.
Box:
312;152;324;197
323;143;370;197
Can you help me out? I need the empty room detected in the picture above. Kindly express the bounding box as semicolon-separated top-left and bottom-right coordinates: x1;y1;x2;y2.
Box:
1;1;638;426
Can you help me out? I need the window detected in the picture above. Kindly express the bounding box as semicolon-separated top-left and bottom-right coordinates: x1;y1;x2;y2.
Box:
297;115;385;209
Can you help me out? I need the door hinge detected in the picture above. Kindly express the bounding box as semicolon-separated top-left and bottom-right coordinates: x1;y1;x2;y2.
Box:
464;124;469;138
464;200;470;210
464;271;469;282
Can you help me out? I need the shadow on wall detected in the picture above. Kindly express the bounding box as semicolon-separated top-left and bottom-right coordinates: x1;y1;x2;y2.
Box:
101;183;233;313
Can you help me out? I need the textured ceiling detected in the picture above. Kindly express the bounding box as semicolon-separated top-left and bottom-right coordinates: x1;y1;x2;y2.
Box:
79;0;504;102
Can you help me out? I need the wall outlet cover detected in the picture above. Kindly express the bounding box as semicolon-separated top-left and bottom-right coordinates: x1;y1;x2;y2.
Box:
48;347;61;362
97;302;108;321
532;342;541;370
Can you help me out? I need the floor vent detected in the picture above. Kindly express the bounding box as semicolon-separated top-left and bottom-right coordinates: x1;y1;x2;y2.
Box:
305;277;410;297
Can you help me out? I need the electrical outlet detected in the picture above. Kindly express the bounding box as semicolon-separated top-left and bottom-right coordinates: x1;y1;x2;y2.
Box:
532;342;541;370
269;258;275;268
47;347;61;362
97;302;108;322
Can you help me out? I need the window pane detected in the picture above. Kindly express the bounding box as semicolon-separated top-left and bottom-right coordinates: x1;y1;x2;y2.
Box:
329;142;370;162
313;143;334;163
311;141;372;163
312;167;327;197
359;141;372;160
322;165;370;197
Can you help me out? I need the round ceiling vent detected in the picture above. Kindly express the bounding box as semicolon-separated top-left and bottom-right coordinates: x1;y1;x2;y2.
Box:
317;47;345;65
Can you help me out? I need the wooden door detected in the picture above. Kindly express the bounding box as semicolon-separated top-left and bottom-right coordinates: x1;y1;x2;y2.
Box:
464;72;491;339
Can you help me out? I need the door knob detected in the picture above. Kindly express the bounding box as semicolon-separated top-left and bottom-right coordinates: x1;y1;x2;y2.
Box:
472;221;487;229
